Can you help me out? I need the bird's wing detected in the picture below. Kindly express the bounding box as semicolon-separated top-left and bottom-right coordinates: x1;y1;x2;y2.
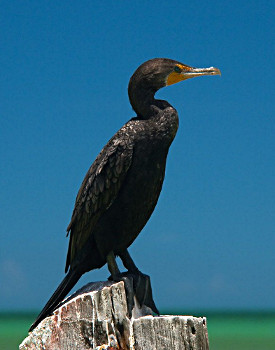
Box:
65;136;134;271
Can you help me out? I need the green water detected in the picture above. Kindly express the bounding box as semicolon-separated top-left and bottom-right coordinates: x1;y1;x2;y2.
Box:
1;311;275;350
207;313;275;350
0;313;36;350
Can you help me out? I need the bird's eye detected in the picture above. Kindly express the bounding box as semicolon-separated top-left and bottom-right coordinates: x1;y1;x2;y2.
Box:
174;66;182;73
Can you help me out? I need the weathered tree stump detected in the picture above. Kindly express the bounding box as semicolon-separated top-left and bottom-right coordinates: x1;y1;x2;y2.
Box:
20;281;209;350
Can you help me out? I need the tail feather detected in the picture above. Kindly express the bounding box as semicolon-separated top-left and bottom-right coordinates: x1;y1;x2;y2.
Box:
29;269;81;332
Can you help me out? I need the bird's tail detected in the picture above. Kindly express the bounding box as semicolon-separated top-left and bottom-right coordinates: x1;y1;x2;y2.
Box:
29;269;81;332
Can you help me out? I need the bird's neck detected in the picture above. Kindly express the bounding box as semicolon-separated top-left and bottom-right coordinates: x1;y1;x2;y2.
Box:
128;83;162;119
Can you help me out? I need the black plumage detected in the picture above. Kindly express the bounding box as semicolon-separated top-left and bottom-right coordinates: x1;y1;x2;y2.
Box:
30;58;220;331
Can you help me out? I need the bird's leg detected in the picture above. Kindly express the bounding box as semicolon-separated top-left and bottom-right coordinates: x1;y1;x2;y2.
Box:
118;249;159;315
119;249;139;273
107;251;135;314
106;251;120;278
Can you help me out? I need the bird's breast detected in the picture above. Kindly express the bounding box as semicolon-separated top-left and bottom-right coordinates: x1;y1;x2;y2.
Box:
94;110;178;255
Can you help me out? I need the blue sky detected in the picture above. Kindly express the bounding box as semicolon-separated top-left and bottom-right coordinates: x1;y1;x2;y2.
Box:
1;1;274;312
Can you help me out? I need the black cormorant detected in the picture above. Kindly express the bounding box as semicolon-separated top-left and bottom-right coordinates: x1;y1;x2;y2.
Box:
29;58;220;331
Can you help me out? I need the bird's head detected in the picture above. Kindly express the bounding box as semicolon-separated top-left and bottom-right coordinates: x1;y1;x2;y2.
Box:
129;58;220;90
128;58;221;117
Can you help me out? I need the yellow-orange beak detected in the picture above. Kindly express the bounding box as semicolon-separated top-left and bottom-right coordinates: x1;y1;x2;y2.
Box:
166;66;221;86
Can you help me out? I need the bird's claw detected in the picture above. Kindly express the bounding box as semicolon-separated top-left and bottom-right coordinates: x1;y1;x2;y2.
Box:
108;271;159;317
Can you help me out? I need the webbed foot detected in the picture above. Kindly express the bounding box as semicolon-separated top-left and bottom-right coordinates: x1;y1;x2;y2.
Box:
108;271;159;317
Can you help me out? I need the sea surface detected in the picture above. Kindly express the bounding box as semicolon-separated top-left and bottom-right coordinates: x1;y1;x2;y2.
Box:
1;311;274;350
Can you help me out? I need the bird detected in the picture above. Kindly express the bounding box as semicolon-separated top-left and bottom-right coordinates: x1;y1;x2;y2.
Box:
29;58;220;332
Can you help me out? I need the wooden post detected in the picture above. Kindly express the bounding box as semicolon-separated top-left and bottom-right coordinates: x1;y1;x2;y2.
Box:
20;281;209;350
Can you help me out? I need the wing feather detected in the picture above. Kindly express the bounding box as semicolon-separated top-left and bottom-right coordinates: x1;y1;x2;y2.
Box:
65;137;133;271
